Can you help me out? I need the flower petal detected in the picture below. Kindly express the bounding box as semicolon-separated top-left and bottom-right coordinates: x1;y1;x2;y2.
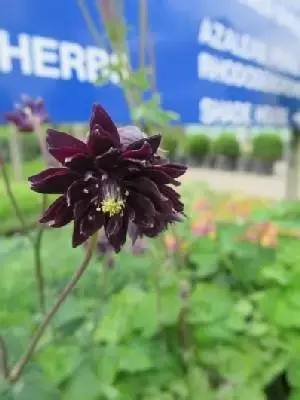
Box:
66;180;91;206
64;154;95;174
90;104;120;140
106;212;129;253
47;129;88;153
88;104;120;155
29;168;78;194
105;215;123;238
143;169;181;186
147;134;162;153
126;177;168;205
95;148;120;170
80;208;104;237
5;112;22;125
155;163;187;178
122;142;152;160
127;191;156;219
159;185;184;213
72;220;88;247
40;196;73;227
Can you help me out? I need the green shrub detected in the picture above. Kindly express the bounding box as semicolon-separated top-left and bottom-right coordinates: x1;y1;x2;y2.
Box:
161;129;182;158
252;133;283;162
186;134;211;160
212;132;240;158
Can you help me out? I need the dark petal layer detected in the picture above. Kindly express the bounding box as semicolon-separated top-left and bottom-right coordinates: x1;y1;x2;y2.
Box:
47;129;88;154
155;163;187;178
29;168;78;194
66;179;91;206
72;220;87;247
141;213;179;238
88;104;120;155
147;134;162;154
125;133;161;155
128;221;140;244
105;213;128;253
122;142;152;161
126;177;168;205
40;196;73;227
80;208;105;237
143;169;181;186
127;191;156;221
64;153;95;174
87;129;119;157
159;185;184;213
95;148;120;170
90;104;120;143
74;199;91;220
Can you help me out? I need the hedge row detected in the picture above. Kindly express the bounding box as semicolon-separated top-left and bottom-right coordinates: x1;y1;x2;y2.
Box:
162;132;284;163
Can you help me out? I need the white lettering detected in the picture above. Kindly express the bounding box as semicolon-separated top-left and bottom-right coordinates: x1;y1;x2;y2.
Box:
200;97;251;125
32;36;60;78
198;52;300;99
198;18;300;77
0;30;126;86
60;41;86;81
0;30;31;74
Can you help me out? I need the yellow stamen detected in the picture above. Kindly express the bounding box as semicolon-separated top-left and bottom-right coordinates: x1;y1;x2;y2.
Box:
99;198;125;217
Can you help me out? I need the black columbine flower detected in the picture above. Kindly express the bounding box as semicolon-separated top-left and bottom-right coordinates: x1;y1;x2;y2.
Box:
28;104;187;252
5;95;49;132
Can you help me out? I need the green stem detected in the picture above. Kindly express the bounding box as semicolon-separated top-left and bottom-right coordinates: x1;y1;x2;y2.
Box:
0;337;9;380
0;153;33;243
9;234;98;383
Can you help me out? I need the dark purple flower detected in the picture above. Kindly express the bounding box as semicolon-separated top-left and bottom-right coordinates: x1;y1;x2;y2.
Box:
28;104;187;252
5;95;49;132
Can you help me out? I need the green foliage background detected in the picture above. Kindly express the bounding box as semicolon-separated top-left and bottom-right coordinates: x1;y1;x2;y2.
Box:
1;179;300;399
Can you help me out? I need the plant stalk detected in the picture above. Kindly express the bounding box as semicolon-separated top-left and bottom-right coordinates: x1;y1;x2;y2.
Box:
9;234;98;383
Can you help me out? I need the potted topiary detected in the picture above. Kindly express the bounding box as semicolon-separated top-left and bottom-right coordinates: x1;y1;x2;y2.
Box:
212;133;240;171
252;133;283;175
186;134;211;166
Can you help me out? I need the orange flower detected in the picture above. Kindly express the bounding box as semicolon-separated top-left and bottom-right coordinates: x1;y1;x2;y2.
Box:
192;218;216;239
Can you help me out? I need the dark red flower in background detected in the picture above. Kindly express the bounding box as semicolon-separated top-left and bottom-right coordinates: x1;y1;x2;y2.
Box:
29;104;187;252
5;95;49;132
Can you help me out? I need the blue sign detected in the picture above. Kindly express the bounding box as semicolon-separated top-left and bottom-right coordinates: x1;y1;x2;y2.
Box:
1;0;300;126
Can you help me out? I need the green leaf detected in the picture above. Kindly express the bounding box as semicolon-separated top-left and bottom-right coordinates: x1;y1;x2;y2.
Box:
118;342;152;373
188;283;233;324
123;68;150;91
133;292;159;337
13;367;59;400
94;286;144;344
0;379;12;400
94;345;119;386
186;367;214;400
63;364;100;400
287;359;300;389
160;285;182;326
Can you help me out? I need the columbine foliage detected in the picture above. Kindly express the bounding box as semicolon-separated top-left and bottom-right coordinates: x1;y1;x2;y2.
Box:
2;193;300;399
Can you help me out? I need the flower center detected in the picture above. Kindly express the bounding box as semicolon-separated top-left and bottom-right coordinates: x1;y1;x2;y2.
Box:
101;198;125;216
97;179;125;217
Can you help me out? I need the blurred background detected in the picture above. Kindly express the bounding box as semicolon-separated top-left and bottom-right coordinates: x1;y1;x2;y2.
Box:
2;1;300;399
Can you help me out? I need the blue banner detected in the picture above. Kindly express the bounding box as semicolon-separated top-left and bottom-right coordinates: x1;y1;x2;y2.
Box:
1;0;300;126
